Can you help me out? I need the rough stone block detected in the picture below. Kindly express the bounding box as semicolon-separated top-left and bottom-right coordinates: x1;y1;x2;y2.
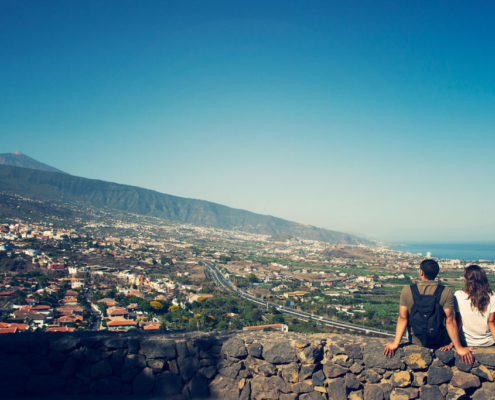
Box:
50;337;80;352
263;341;298;364
90;360;112;379
427;366;453;385
248;342;263;358
154;371;182;396
132;367;155;394
140;339;176;359
450;371;480;389
323;362;348;378
419;385;444;400
364;383;385;400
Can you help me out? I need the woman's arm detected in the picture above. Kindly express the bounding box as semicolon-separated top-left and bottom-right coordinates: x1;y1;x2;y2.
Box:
487;312;495;342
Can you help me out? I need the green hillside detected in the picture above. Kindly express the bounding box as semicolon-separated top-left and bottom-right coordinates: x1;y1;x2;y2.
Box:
0;165;373;245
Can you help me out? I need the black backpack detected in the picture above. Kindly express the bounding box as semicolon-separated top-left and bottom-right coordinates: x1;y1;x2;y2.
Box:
409;284;446;348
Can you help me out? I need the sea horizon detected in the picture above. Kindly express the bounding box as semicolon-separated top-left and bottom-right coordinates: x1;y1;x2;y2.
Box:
387;241;495;262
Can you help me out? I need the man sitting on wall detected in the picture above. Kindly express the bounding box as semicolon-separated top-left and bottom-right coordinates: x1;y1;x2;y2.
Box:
383;259;473;363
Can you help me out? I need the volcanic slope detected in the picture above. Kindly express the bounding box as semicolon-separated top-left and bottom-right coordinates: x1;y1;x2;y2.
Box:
0;164;373;245
0;151;66;174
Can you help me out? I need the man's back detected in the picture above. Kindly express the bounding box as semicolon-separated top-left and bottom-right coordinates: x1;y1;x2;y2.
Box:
400;280;454;346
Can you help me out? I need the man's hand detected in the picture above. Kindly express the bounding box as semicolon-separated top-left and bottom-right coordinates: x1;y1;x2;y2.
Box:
383;342;399;357
456;347;474;364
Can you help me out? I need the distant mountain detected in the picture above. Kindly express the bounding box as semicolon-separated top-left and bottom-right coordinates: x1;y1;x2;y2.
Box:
0;151;66;174
0;164;374;245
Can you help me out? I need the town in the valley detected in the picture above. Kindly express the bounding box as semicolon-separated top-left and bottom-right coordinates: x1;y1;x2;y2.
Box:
1;191;493;336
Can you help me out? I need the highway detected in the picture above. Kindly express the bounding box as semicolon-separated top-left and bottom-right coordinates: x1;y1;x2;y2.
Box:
202;260;394;338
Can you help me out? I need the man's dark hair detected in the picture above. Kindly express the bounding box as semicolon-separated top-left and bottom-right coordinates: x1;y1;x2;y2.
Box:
420;259;440;280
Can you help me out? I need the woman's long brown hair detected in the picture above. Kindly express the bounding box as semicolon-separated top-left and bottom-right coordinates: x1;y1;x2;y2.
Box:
464;265;493;314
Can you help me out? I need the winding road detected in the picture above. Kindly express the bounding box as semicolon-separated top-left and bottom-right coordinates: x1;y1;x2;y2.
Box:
203;260;395;338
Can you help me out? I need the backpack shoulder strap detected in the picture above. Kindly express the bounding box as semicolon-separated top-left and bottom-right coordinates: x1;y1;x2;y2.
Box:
433;284;445;301
410;284;421;300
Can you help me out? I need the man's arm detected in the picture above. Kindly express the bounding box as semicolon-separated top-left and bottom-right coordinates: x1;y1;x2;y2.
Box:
383;306;408;357
445;308;473;364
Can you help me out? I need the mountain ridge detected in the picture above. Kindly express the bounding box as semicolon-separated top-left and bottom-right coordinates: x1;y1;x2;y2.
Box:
0;163;374;245
0;151;66;174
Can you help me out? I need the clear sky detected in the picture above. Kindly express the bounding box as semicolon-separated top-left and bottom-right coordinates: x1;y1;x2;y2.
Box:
1;1;495;243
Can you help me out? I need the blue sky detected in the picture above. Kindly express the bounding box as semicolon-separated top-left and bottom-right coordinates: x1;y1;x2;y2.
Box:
1;1;495;242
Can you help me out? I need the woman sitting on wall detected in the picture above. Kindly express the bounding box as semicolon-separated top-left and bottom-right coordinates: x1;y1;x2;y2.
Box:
442;265;495;350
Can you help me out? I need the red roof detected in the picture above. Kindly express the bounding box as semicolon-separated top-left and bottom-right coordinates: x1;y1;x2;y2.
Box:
0;328;17;334
107;320;137;327
47;327;76;332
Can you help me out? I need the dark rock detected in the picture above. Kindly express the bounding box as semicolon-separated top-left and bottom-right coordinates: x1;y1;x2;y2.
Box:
364;384;385;400
121;364;139;383
238;368;251;379
392;371;412;388
380;381;393;400
125;354;147;369
80;337;98;348
334;354;354;367
258;362;277;377
351;363;365;374
90;376;122;395
168;359;179;374
472;365;494;381
392;387;419;399
361;369;382;384
420;385;444;400
176;341;189;358
209;375;240;399
122;384;132;395
50;337;80;352
455;354;473;372
128;339;140;354
218;360;242;379
155;371;182;396
323;362;349;378
350;389;365;400
473;347;495;367
48;351;66;365
184;374;209;398
195;336;216;351
446;385;466;400
140;339;176;359
412;372;427;387
346;343;363;359
263;341;298;364
200;357;216;367
59;357;77;378
239;381;251;400
300;363;316;381
312;369;326;386
111;348;125;364
90;360;112;379
435;349;455;365
428;366;454;385
280;362;299;382
132;367;155;394
300;392;327;400
431;359;445;368
248;342;263;358
112;363;121;376
104;338;127;349
178;356;201;380
299;345;323;364
26;375;65;396
147;358;165;373
222;337;248;358
31;356;52;374
198;365;218;379
450;371;480;389
85;348;101;364
346;372;361;389
69;348;85;361
66;378;89;395
404;352;432;370
363;344;403;370
293;381;315;394
270;375;292;393
439;384;449;397
280;394;298;400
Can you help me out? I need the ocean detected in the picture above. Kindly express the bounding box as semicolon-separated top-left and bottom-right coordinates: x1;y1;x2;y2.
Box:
388;242;495;262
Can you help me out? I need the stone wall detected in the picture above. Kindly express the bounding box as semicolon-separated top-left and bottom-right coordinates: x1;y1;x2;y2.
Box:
1;330;495;399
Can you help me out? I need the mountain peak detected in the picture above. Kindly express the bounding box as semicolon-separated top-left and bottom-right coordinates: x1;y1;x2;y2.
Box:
0;151;66;174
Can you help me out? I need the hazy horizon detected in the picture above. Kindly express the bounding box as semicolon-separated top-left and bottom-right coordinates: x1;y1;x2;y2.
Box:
2;1;495;243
